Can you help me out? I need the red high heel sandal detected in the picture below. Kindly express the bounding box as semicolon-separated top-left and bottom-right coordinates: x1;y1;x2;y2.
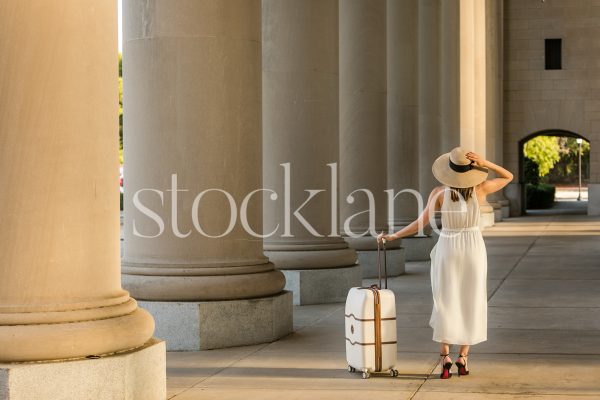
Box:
439;354;452;379
455;354;469;376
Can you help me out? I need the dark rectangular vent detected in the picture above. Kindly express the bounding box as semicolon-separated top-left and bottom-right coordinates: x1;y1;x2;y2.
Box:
545;38;562;70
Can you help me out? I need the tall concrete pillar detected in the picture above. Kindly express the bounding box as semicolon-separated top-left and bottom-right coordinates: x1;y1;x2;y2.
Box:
486;0;510;220
418;0;443;196
459;0;478;152
441;0;461;150
413;0;444;250
0;1;164;397
387;0;434;260
340;0;404;278
460;0;494;227
122;0;292;350
263;0;360;305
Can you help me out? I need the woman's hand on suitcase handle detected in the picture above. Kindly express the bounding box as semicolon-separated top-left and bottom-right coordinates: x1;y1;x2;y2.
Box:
377;232;395;243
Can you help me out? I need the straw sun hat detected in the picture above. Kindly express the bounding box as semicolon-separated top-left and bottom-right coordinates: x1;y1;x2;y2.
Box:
432;147;489;188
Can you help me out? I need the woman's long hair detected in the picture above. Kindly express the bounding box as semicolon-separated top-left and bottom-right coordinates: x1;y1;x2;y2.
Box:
450;186;474;202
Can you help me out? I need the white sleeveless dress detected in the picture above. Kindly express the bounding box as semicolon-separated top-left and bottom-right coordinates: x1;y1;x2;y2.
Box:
429;187;488;345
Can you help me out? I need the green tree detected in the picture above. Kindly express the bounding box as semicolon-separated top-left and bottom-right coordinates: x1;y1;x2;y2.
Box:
118;53;123;164
119;53;123;151
523;136;561;177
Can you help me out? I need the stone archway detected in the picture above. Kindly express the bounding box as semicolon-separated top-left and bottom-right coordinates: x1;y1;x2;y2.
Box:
516;129;590;215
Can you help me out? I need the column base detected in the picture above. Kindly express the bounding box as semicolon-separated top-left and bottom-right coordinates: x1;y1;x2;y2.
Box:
282;265;362;305
402;235;437;261
342;236;405;279
588;183;600;216
0;339;165;400
479;203;495;229
500;199;510;219
489;201;503;222
505;183;524;217
358;248;405;278
139;291;293;351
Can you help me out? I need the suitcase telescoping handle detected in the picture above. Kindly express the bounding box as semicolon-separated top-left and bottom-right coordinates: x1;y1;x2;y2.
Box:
376;236;388;289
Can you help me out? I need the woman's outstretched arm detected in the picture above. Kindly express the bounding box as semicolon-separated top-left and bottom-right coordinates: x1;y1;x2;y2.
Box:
377;186;444;243
466;152;514;195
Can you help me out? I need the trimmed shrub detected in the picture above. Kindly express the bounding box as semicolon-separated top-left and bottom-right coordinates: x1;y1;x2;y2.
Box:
523;157;539;185
526;183;555;209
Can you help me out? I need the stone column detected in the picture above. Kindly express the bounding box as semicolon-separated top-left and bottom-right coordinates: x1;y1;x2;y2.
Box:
340;0;404;279
440;0;461;150
263;0;360;305
486;0;510;220
387;0;434;261
0;1;164;398
414;0;444;250
419;0;443;197
460;0;494;227
122;0;292;350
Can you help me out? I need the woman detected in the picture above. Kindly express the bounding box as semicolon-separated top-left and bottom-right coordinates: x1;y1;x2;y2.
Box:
378;147;513;379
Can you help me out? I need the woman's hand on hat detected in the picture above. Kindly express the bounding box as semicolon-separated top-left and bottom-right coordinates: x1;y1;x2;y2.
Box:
466;152;487;168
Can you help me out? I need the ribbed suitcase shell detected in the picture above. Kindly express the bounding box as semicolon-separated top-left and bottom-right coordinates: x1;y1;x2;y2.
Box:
345;287;397;374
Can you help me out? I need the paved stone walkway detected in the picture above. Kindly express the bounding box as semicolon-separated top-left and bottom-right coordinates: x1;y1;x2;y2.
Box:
166;211;600;399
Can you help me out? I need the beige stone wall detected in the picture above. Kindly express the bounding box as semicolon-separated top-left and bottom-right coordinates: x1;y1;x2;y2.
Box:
504;0;600;183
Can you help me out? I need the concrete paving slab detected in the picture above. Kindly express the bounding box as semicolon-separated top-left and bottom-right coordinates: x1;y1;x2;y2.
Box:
396;328;440;352
489;279;600;308
487;279;503;296
511;255;600;279
166;345;267;388
395;313;433;328
413;392;600;399
489;306;600;330
173;388;416;400
195;351;436;392
293;303;344;328
476;328;600;354
418;354;600;396
260;326;346;353
486;255;522;279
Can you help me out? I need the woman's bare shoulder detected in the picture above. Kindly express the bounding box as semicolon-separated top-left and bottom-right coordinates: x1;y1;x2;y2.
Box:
474;183;487;202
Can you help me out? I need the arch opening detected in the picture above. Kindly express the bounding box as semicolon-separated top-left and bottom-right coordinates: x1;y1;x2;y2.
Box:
517;129;590;215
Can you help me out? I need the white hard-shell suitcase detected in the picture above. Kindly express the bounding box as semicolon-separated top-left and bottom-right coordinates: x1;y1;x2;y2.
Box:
345;239;398;379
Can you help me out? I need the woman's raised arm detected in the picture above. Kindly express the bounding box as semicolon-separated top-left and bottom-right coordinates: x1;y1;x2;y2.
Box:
377;186;444;243
466;152;514;195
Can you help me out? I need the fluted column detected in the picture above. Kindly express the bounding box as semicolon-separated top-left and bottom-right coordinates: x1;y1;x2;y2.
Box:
387;0;434;260
419;0;443;196
459;0;479;151
440;0;461;150
387;0;419;230
486;0;509;220
340;0;404;278
122;0;291;349
263;0;360;304
460;0;494;227
0;0;154;362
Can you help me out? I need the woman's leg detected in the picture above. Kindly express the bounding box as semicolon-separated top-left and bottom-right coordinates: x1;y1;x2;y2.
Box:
439;342;452;378
440;342;450;356
440;342;451;365
458;344;470;371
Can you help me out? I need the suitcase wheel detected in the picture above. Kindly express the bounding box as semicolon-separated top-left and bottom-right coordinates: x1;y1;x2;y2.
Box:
361;371;370;379
347;366;356;373
389;369;399;377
